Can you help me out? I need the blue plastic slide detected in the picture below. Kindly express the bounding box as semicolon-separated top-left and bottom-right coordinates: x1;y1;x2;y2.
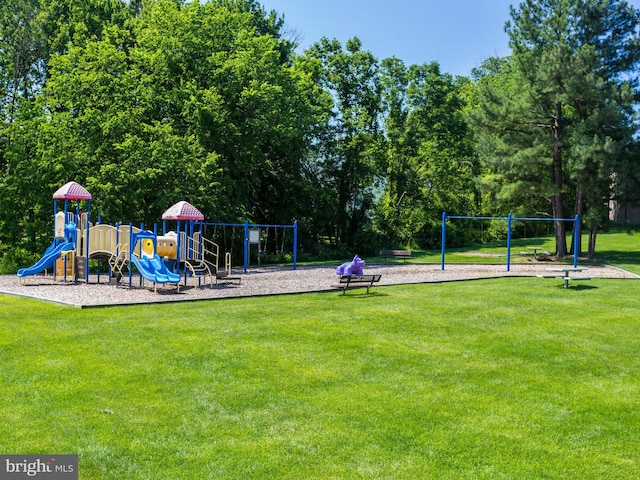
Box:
131;253;181;284
17;240;75;278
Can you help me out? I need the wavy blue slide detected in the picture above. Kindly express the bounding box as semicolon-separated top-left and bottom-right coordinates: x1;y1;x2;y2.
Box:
131;253;181;285
17;240;75;278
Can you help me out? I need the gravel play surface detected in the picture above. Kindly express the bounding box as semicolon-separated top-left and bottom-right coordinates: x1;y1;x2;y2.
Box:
1;263;637;308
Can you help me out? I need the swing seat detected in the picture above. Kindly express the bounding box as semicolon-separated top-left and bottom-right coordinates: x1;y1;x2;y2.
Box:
216;271;241;285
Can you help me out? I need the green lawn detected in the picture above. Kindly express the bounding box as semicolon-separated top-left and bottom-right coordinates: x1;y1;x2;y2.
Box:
2;274;640;478
2;229;639;478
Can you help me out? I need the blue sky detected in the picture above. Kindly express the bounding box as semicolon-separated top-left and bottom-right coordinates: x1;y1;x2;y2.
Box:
259;0;640;77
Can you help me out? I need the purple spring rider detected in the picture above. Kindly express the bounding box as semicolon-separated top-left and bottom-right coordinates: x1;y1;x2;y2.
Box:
336;255;365;276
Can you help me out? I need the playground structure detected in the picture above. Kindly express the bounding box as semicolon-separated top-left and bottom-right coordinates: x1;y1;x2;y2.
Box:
16;219;77;279
16;182;298;291
88;220;222;290
441;212;581;271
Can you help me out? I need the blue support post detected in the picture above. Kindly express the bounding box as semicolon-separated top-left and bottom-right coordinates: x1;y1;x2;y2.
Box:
441;212;447;270
573;214;580;268
243;220;249;273
177;219;182;275
140;223;145;287
506;213;512;272
85;200;91;282
129;222;133;289
293;221;298;270
114;221;120;282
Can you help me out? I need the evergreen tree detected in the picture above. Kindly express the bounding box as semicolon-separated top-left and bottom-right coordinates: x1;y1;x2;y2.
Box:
473;0;640;257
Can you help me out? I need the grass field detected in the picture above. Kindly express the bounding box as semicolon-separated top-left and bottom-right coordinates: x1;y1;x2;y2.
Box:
1;230;639;479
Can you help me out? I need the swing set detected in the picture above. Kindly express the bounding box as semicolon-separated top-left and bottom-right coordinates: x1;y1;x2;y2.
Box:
256;225;289;255
203;220;298;272
441;212;580;271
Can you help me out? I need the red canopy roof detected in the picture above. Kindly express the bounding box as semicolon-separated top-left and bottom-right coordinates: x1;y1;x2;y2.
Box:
52;181;92;200
162;201;204;221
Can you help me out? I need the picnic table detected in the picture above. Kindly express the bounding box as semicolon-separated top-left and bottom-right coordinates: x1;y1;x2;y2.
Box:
527;247;545;259
538;267;592;288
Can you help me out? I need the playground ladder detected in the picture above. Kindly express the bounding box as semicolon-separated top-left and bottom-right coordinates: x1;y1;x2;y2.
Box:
108;244;129;283
182;259;214;288
184;235;224;286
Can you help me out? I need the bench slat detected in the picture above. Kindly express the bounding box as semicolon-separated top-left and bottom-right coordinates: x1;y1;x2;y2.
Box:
538;273;593;288
339;274;381;282
380;250;411;256
334;274;382;295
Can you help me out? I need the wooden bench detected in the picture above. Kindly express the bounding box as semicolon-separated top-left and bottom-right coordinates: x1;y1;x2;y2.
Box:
379;249;411;263
333;274;382;295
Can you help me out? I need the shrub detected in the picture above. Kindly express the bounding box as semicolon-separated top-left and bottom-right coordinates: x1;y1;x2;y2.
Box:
0;247;38;274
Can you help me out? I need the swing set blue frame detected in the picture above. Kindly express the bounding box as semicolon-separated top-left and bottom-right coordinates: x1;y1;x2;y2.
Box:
441;212;580;271
202;220;298;272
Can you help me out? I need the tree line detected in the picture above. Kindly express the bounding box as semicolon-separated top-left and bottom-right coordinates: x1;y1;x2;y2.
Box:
1;0;639;269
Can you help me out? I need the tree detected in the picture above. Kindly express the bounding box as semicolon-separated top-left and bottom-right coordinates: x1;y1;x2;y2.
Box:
470;57;555;218
24;0;323;235
0;0;333;258
473;0;640;257
0;0;136;253
305;37;384;250
376;60;478;248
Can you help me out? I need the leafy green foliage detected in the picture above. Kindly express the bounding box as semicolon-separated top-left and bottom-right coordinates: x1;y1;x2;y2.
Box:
0;246;38;273
377;60;478;248
1;0;325;256
1;0;638;262
304;37;384;252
